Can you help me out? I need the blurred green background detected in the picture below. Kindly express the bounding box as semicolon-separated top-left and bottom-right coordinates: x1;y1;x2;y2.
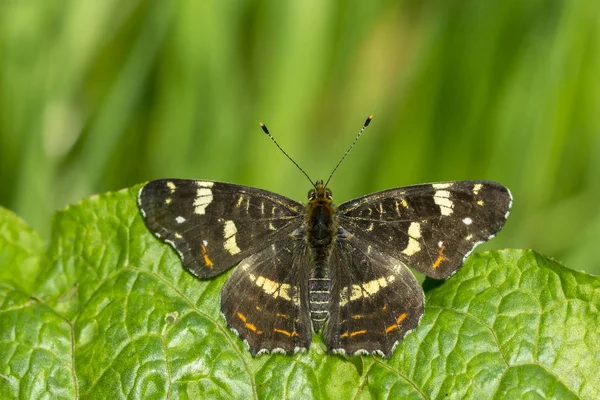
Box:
1;1;599;274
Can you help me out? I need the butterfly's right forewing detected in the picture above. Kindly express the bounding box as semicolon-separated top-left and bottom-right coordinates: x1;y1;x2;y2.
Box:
138;179;304;278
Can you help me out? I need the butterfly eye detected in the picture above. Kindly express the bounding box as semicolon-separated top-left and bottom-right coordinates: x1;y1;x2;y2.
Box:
325;190;333;199
308;190;316;200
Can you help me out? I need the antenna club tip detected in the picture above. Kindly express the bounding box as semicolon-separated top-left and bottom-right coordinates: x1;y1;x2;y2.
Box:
259;122;269;134
368;114;373;119
364;115;373;127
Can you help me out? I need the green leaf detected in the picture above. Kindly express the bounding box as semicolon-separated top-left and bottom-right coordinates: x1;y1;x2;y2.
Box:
0;208;45;293
1;186;599;399
0;208;74;399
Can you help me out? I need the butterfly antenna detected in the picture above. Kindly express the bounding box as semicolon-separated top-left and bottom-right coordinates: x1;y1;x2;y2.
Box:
324;115;372;188
260;122;316;189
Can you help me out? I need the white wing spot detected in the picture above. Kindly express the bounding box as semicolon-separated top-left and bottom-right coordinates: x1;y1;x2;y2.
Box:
340;275;396;306
236;195;244;207
196;181;215;188
279;283;293;301
165;198;172;205
403;222;421;255
175;216;186;224
438;241;444;248
269;222;276;230
408;222;421;239
254;276;293;301
223;220;241;255
473;183;483;195
432;183;453;189
193;187;213;215
255;276;275;294
463;217;473;225
363;278;386;295
340;291;349;306
350;285;364;302
166;181;176;193
202;240;208;246
434;190;454;216
339;285;362;306
477;200;485;206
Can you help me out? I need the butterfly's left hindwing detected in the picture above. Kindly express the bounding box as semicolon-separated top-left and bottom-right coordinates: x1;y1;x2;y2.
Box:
324;236;424;357
138;179;304;278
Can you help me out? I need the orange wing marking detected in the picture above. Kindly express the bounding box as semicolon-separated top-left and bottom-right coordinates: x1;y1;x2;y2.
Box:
341;330;368;338
432;245;449;269
236;312;263;334
385;313;407;333
201;244;214;268
273;328;298;337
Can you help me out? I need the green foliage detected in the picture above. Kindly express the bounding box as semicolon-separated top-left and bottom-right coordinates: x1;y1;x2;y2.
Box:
1;187;599;399
1;1;599;274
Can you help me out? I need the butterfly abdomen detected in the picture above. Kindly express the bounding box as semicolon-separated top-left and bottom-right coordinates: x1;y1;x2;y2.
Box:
308;274;330;332
306;195;337;332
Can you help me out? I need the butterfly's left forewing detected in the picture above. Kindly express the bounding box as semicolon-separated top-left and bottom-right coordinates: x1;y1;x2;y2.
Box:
337;181;511;279
138;179;304;278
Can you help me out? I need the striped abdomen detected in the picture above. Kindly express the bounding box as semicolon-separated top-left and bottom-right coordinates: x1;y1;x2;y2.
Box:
308;272;330;332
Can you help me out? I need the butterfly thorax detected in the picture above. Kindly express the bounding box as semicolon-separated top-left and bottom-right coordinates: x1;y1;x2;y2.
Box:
305;180;337;331
305;181;337;262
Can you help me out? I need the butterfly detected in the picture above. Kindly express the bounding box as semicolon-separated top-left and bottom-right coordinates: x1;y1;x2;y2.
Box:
137;116;512;357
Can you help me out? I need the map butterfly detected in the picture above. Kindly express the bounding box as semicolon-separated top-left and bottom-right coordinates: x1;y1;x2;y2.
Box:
138;116;512;357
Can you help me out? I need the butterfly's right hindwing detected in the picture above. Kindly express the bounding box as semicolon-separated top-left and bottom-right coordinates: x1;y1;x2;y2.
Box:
220;239;312;355
138;179;304;278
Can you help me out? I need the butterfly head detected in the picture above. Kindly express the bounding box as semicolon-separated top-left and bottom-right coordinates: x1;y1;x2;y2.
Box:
308;180;333;203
